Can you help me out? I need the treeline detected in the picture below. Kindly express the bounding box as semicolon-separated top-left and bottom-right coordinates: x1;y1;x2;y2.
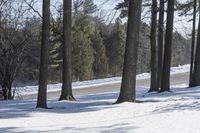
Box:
17;14;191;84
22;14;127;82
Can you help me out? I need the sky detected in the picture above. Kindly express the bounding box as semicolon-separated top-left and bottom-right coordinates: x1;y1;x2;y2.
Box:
93;0;194;38
27;0;194;38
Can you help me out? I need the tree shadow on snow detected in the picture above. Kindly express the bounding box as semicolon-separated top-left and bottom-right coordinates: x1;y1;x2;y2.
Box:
0;92;119;119
141;87;200;113
0;122;139;133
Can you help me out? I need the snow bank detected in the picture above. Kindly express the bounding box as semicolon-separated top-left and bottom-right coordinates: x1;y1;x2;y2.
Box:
15;64;190;95
170;64;190;74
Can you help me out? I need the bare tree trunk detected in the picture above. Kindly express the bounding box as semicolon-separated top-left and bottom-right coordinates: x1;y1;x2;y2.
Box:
157;0;164;89
192;0;200;86
8;82;12;99
36;0;50;108
116;0;142;103
59;0;75;101
2;84;8;100
160;0;175;92
149;0;158;92
189;0;197;87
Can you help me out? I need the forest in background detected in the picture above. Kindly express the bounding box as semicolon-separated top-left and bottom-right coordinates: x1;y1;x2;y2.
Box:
7;1;191;86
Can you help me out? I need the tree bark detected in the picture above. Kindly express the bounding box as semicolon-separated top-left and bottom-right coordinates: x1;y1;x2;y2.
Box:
36;0;50;108
189;0;197;87
149;0;159;92
192;0;200;86
116;0;142;103
157;0;164;89
59;0;75;101
160;0;175;92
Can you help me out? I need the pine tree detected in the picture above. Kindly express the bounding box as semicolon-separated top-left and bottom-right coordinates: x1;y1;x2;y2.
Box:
157;0;165;89
160;0;175;92
106;18;126;76
115;0;129;18
59;0;75;101
72;16;94;81
91;28;108;78
116;0;142;103
49;20;62;83
192;0;200;86
36;0;50;108
149;0;158;92
189;0;197;87
176;0;198;87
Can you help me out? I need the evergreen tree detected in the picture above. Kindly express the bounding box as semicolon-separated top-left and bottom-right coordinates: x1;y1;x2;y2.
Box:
59;0;75;101
157;0;165;89
149;0;158;92
49;19;62;82
91;28;108;78
36;0;50;108
106;18;126;76
72;16;94;81
115;0;129;18
176;0;198;87
189;0;197;87
116;0;142;103
192;0;200;86
160;0;175;92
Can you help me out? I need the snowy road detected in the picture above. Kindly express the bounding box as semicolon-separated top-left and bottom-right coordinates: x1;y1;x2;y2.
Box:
20;72;189;100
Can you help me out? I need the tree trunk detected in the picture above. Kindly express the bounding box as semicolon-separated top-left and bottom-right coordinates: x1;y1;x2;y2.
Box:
36;0;50;108
157;0;164;89
2;84;8;100
59;0;75;101
116;0;142;103
189;0;197;87
8;82;12;99
160;0;175;92
192;0;200;86
149;0;159;92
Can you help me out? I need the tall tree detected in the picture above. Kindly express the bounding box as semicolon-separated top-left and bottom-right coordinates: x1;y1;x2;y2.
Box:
157;0;165;89
149;0;158;92
92;28;108;78
160;0;175;92
36;0;50;108
106;18;126;76
59;0;75;101
72;16;94;81
116;0;142;103
189;0;197;87
192;0;200;86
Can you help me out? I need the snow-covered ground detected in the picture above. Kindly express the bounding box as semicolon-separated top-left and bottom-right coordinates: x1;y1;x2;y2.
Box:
1;85;200;133
15;64;190;95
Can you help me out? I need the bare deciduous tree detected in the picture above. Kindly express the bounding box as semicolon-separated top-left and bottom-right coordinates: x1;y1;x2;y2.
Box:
0;0;33;99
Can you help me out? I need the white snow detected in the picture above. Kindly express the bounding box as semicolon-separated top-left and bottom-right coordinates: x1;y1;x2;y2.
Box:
15;64;190;95
170;64;190;74
1;85;200;133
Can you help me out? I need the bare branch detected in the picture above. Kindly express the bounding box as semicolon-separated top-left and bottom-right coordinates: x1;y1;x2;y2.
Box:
24;0;42;18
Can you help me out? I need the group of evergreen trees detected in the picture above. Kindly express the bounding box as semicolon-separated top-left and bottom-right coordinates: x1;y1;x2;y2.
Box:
49;5;126;82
